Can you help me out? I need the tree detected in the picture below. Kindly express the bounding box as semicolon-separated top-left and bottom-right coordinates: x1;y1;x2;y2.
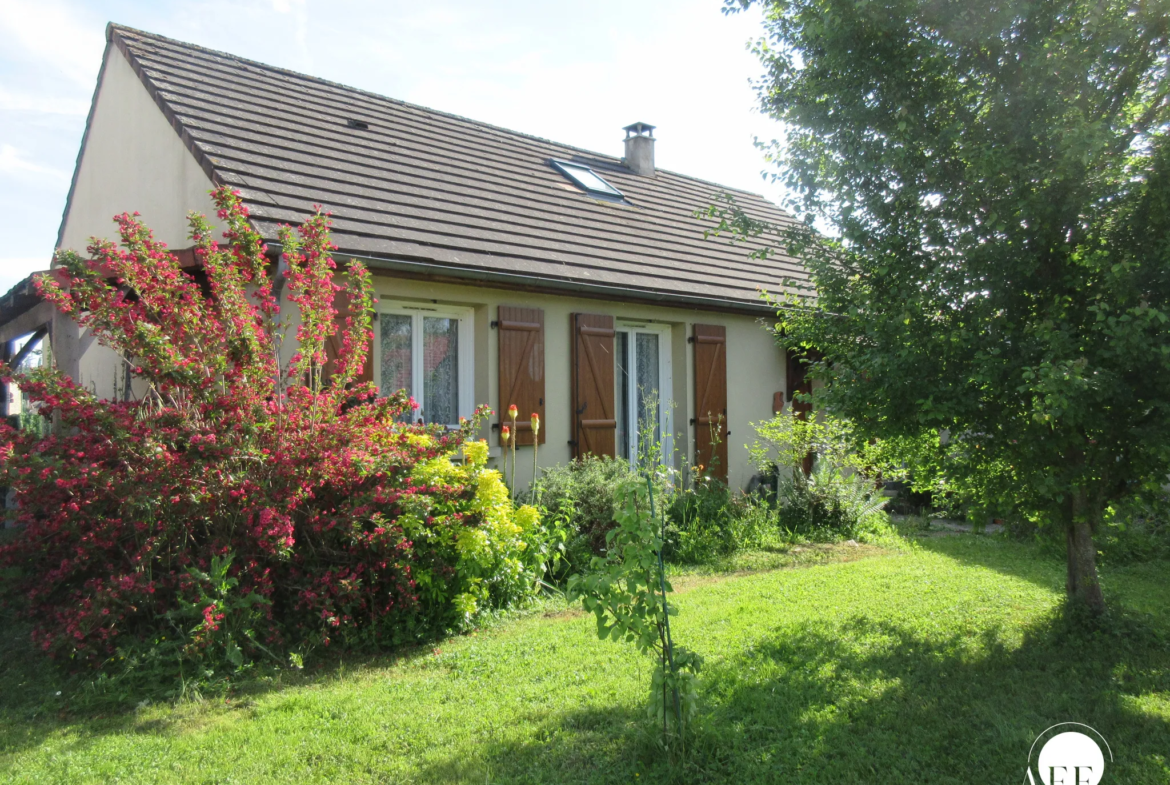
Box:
719;0;1170;611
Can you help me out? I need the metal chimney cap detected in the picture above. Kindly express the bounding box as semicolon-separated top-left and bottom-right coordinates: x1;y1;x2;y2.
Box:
623;122;656;138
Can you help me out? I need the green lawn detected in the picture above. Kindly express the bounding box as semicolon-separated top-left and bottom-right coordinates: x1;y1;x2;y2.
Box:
2;534;1168;783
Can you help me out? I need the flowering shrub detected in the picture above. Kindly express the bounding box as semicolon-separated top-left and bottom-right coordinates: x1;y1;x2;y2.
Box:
0;187;547;681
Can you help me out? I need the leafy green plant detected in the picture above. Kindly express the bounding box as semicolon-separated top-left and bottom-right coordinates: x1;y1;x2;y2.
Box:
525;455;636;575
566;475;702;745
177;553;275;672
749;407;888;540
777;461;889;540
665;476;777;562
749;406;866;479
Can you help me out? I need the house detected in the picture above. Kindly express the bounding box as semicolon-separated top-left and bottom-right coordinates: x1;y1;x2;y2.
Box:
0;23;814;490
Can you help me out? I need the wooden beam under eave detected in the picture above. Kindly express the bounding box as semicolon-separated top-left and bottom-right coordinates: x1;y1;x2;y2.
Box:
0;301;55;345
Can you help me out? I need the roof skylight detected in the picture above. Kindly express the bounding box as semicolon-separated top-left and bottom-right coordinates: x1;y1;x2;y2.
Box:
551;160;624;200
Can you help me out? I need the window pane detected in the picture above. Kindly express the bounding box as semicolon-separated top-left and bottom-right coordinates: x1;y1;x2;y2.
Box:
636;332;661;463
564;166;619;195
615;331;630;460
423;316;459;424
380;313;413;399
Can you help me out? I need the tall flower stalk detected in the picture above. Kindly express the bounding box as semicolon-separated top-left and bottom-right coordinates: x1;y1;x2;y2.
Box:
500;425;511;490
531;412;541;504
508;404;519;500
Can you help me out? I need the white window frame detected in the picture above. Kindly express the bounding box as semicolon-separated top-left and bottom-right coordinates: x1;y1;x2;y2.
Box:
374;302;475;426
615;320;673;467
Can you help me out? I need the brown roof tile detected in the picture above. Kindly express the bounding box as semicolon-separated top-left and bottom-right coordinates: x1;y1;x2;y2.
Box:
106;24;807;313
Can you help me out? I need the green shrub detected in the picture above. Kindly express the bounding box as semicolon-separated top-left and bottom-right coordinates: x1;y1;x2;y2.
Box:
1010;493;1170;566
665;478;777;563
527;455;636;577
776;462;888;540
1097;496;1170;565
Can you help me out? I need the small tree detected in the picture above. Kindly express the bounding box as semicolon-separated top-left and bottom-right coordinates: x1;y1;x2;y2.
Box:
719;0;1170;611
567;476;703;745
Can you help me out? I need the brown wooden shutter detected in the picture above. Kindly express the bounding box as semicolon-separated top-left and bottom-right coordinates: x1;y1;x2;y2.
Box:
571;313;616;458
498;305;545;445
324;286;374;386
693;323;728;483
786;350;813;418
786;349;817;476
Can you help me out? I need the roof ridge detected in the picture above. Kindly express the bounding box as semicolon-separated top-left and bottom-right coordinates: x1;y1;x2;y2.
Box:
105;22;775;202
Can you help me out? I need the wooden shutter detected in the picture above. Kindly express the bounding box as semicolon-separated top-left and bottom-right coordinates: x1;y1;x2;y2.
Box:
498;305;545;445
571;313;616;458
693;323;728;483
786;351;813;417
786;349;816;475
324;286;374;386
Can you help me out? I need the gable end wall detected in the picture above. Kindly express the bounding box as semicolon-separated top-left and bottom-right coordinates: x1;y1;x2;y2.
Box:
56;43;219;398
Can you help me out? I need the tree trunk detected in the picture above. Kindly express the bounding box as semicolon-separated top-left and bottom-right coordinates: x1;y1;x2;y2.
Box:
1065;493;1106;614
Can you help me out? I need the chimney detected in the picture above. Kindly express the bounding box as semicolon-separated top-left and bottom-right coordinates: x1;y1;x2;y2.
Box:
623;122;656;175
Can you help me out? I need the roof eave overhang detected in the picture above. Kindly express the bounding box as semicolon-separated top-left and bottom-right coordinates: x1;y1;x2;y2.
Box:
340;251;777;317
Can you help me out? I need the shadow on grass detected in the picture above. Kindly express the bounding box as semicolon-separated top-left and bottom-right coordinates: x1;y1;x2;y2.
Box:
413;606;1170;785
912;531;1067;588
914;533;1170;626
0;603;455;761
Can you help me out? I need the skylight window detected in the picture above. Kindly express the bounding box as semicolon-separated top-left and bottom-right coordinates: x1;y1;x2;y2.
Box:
551;160;624;200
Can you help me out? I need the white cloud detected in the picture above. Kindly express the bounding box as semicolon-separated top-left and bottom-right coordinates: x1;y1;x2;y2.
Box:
0;0;105;89
269;0;310;67
0;144;70;181
0;86;89;116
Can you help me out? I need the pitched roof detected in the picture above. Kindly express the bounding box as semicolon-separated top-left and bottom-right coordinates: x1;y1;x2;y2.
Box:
98;24;808;313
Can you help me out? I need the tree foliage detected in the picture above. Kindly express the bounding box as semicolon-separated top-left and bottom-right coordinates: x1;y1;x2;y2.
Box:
721;0;1170;610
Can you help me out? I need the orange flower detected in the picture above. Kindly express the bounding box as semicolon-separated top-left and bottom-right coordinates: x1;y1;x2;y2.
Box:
530;412;540;434
501;425;510;444
508;404;518;421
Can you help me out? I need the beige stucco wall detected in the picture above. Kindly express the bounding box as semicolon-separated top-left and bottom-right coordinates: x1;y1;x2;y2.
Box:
360;273;787;491
56;44;219;397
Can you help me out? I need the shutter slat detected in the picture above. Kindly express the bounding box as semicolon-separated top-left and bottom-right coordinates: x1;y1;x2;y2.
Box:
693;323;728;483
498;305;545;446
571;313;616;458
499;320;541;331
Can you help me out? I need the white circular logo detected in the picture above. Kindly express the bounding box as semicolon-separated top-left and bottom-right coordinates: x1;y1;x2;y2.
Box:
1038;732;1105;785
1026;724;1112;785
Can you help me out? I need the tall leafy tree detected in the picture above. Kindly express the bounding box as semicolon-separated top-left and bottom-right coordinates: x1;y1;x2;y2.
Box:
721;0;1170;611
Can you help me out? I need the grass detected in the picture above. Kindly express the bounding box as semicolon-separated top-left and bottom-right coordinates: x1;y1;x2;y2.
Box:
1;533;1168;783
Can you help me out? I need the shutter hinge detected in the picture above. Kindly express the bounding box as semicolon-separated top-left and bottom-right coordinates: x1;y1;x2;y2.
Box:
689;417;696;426
687;336;696;343
490;320;499;329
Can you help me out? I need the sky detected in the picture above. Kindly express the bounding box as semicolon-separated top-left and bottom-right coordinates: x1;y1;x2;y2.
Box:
0;0;790;294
